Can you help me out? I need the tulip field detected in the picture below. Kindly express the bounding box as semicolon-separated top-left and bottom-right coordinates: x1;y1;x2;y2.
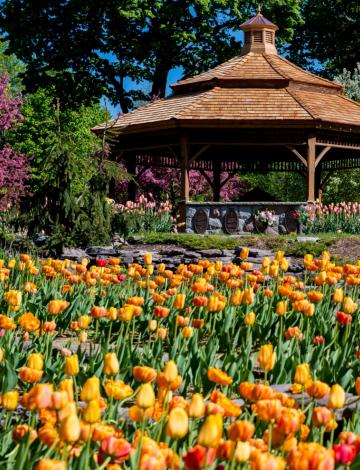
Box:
0;251;359;469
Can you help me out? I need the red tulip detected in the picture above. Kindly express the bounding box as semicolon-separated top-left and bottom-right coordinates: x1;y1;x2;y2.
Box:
336;311;352;325
183;445;216;470
333;444;356;465
96;259;108;267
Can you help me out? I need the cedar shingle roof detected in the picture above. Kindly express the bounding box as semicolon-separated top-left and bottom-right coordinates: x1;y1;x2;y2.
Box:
92;14;360;135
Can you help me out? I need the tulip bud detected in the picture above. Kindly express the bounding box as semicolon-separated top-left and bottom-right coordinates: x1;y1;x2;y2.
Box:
144;253;152;265
27;353;44;371
60;414;80;443
174;293;186;309
0;347;4;363
234;441;251;462
148;319;157;332
294;363;311;386
244;312;256;326
257;344;276;372
80;377;100;402
198;414;223;448
276;301;287;316
78;315;91;329
52;391;69;410
188;393;206;418
163;360;178;384
64;355;79;376
136;383;155;409
58;379;74;402
356;377;360;396
83;400;101;423
333;288;344;304
240;248;249;260
182;326;193;338
2;391;18;411
103;353;119;376
166;407;189;439
79;331;87;343
328;384;345;409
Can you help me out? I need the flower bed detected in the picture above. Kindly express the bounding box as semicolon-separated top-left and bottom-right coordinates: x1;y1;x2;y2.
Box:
301;202;360;234
0;251;359;468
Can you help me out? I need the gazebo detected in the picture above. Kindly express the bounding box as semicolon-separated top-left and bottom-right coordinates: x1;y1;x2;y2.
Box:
93;10;360;234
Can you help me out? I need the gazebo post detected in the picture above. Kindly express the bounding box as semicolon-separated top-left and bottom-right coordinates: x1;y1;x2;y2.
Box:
179;134;189;230
126;156;137;201
213;160;221;202
180;134;189;201
315;165;322;201
306;135;316;202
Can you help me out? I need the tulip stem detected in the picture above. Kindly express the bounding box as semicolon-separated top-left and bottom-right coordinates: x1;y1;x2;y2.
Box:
268;423;273;452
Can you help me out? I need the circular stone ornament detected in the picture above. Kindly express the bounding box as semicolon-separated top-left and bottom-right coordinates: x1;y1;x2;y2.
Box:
193;209;209;234
224;208;239;234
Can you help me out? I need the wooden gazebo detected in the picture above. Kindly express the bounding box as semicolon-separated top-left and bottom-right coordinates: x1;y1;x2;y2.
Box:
93;10;360;222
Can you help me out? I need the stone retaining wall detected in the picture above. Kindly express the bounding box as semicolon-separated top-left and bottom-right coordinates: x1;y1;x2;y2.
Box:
185;202;305;235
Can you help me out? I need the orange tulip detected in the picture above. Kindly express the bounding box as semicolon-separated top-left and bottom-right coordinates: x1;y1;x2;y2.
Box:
257;344;276;372
207;367;233;386
254;399;282;422
133;366;157;382
228;420;255;441
306;381;330;399
35;459;66;470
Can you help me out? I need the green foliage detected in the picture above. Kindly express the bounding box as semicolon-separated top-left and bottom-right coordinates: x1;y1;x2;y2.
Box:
242;172;306;202
113;210;174;238
0;0;303;111
288;0;359;76
334;63;360;101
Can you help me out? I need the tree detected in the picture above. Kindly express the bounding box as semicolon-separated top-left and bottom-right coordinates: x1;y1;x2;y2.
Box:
334;64;360;102
288;0;360;76
0;0;302;112
0;74;30;211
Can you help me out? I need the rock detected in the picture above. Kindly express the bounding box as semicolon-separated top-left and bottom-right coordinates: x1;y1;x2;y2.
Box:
198;249;223;258
297;236;319;243
86;246;118;256
208;218;223;230
264;226;278;235
62;247;88;262
288;264;304;273
278;224;288;235
159;248;185;256
235;247;273;258
243;222;254;232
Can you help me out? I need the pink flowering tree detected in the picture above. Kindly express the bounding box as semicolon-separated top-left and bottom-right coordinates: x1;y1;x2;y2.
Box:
115;166;249;203
0;74;30;211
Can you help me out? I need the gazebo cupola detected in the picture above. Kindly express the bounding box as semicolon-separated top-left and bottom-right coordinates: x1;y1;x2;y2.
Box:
240;7;278;55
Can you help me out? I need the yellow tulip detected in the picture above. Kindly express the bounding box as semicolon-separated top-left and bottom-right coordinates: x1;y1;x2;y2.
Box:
257;344;276;372
60;414;80;443
328;384;345;409
198;414;223;448
294;363;311;385
136;383;155;409
64;355;79;376
83;400;101;423
2;391;18;411
166;407;189;439
27;353;44;371
103;353;119;376
188;393;206;418
80;377;100;402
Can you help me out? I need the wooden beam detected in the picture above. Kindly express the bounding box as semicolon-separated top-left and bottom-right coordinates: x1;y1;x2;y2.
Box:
286;145;307;167
315;146;331;168
199;169;214;188
189;144;211;164
307;135;316;202
180;134;189;201
316;142;360;151
213;159;221;202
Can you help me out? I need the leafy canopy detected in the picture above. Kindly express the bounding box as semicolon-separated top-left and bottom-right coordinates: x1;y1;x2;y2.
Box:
0;0;302;111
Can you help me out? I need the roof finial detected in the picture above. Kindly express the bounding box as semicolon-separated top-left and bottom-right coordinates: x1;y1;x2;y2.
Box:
257;4;262;15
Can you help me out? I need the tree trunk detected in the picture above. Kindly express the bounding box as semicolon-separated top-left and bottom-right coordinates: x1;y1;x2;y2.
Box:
151;60;170;99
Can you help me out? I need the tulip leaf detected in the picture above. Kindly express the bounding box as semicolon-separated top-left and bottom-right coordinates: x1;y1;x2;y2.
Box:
3;361;17;392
